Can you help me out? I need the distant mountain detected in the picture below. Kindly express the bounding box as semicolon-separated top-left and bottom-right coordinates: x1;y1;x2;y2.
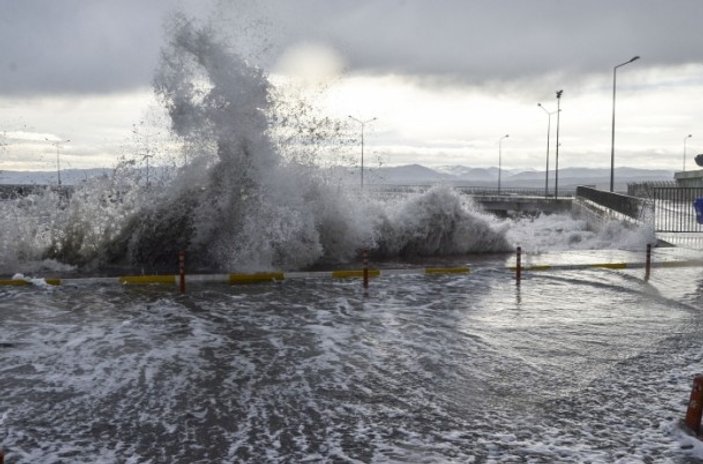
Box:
0;165;678;192
509;167;674;181
368;165;676;189
435;165;529;180
368;164;452;184
435;165;498;179
0;168;112;185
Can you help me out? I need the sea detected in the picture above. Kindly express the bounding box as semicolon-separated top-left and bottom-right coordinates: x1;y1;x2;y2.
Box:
2;15;703;464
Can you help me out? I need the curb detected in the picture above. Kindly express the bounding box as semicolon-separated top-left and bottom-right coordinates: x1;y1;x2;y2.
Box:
1;260;699;288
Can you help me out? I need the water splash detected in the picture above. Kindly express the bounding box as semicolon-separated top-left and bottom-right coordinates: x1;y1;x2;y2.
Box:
84;16;510;272
373;187;510;257
505;213;656;252
0;15;653;275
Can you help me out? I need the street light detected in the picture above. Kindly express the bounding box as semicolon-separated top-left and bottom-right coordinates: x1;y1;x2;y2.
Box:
610;55;640;192
348;115;377;188
683;134;693;172
538;102;557;198
498;134;509;193
45;138;71;186
554;90;563;198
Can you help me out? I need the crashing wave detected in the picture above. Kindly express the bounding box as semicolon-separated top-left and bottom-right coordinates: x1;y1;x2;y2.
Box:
4;16;511;273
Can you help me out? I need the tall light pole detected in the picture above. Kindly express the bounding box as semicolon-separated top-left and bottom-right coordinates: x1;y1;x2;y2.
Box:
610;55;640;192
683;134;693;171
538;103;557;198
348;115;377;189
45;138;70;186
554;90;563;198
498;134;509;193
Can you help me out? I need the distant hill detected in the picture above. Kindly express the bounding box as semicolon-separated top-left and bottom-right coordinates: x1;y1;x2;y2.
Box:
367;164;452;184
508;167;673;181
434;165;501;180
364;165;675;191
0;168;112;185
0;165;677;192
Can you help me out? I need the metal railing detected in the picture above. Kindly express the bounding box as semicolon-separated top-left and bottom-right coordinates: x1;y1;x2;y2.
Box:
0;184;74;200
594;183;703;233
455;186;576;197
627;181;677;198
649;187;703;233
370;184;576;197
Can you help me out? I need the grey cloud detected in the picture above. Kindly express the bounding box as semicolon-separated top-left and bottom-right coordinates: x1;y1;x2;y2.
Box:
260;0;703;82
3;0;703;96
0;0;208;96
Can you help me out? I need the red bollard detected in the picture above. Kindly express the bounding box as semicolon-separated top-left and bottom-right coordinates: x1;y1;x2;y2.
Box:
685;374;703;435
516;246;522;285
362;249;369;291
1;449;4;464
645;243;652;282
178;251;186;294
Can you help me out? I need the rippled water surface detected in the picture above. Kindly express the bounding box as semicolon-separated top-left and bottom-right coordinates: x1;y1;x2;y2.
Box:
2;252;703;463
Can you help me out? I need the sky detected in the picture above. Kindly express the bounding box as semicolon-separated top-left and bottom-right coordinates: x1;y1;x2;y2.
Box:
1;0;703;173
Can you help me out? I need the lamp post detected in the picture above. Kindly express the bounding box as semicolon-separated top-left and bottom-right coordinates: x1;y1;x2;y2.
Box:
498;134;509;193
554;90;563;198
538;103;557;198
348;115;377;189
610;55;640;192
683;134;693;172
45;138;71;186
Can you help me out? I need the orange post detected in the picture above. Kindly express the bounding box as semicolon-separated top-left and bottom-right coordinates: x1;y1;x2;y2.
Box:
685;374;703;435
516;246;522;285
362;249;369;290
645;243;652;282
178;251;186;294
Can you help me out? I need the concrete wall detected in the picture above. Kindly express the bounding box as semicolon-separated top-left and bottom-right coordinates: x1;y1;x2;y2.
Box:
675;170;703;187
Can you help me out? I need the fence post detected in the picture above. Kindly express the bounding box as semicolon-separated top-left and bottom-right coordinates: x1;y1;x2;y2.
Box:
178;251;186;294
684;374;703;435
516;246;522;285
645;243;652;282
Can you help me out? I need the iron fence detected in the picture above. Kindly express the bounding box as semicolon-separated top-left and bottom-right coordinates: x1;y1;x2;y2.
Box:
627;181;677;198
0;184;74;200
649;187;703;233
628;182;703;233
370;184;576;197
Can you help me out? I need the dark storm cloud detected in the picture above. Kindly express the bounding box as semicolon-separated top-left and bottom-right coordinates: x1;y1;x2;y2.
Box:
260;0;703;81
3;0;702;96
0;0;204;96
